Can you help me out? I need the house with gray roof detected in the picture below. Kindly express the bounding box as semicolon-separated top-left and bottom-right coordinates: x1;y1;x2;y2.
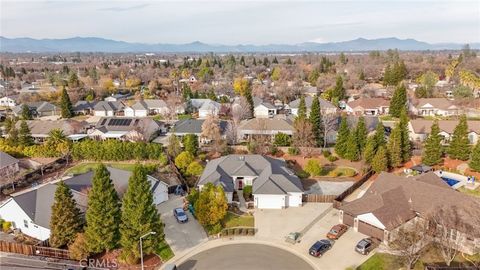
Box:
169;118;228;142
88;117;165;141
0;151;19;180
73;100;96;115
12;102;59;117
253;97;277;118
0;167;168;241
198;155;304;209
14;119;87;142
124;99;170;117
286;96;337;116
93;101;125;117
237;117;294;141
189;99;221;118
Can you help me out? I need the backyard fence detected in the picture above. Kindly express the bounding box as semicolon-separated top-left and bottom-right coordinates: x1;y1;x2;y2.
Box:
333;170;374;209
0;240;70;260
302;194;337;203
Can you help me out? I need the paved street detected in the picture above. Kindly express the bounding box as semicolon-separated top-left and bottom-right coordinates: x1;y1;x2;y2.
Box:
177;243;314;270
157;195;208;254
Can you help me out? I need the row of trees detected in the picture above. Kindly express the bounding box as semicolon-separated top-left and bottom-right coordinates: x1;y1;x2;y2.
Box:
51;164;163;264
71;139;164;161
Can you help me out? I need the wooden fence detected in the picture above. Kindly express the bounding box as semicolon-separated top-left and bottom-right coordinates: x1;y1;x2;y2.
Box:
302;194;337;203
0;240;70;260
333;170;374;209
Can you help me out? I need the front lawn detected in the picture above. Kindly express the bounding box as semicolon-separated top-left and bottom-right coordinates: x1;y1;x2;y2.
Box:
156;239;174;261
357;253;403;270
222;212;254;228
458;186;480;198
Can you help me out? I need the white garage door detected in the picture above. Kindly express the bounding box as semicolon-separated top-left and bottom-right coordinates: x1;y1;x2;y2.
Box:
255;195;285;209
287;193;302;207
154;192;168;205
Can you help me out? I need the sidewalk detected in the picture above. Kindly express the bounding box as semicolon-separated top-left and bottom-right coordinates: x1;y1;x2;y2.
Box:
236;190;248;212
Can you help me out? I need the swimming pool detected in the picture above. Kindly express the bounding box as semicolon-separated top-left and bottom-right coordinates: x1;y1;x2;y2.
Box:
441;177;460;187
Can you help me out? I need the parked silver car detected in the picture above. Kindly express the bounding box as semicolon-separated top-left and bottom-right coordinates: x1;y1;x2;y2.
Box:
173;207;188;223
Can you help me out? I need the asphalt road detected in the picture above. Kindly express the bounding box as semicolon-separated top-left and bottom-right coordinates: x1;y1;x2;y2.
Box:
177;244;314;270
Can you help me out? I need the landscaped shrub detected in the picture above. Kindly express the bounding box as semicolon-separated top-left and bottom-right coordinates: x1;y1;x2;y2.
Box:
288;147;300;156
198;153;207;161
143;163;158;174
2;221;12;232
273;133;292;147
327;155;338;162
322;150;332;158
186;161;204;176
247;141;258;154
158;153;169;166
268;145;278;155
343;168;357;177
296;170;310;179
72;139;164;161
243;185;253;201
68;233;89;260
207;223;223;235
304;159;323;176
175;151;194;172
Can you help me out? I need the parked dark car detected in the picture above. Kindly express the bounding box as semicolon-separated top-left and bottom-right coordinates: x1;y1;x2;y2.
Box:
355;238;377;255
309;239;332;257
326;224;348;240
173;208;188;223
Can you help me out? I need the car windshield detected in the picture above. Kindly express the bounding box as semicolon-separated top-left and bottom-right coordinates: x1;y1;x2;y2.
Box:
329;229;337;234
176;209;185;216
357;240;368;248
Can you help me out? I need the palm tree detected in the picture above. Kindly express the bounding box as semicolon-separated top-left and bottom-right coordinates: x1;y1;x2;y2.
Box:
47;129;72;164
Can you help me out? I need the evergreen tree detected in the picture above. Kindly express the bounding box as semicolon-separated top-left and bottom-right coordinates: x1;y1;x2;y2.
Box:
371;146;388;173
448;115;471;160
309;96;323;147
469;142;480;172
422;120;443;166
21;104;32;120
297;96;307;120
244;88;254;118
18;120;34;147
7;126;19;146
399;110;411;162
389;84;407;118
167;134;182;157
120;165;163;264
363;136;377;164
49;181;82;248
332;76;345;101
183;134;199;155
387;125;402;167
334;116;349;158
60;86;74;118
373;122;386;149
344;132;360;161
85;164;121;253
355;117;367;155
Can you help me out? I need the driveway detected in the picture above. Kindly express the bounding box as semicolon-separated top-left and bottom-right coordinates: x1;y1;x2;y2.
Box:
157;195;208;254
254;204;373;269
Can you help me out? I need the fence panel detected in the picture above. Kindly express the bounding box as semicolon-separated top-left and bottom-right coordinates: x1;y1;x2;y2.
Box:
0;240;70;260
302;194;337;203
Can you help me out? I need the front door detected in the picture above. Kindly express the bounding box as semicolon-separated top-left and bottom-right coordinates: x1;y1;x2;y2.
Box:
238;180;243;190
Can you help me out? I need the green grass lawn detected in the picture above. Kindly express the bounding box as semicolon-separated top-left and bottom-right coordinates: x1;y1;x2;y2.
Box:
357;253;402;270
65;162;144;175
156;239;174;261
222;212;254;228
322;166;357;177
458;186;480;198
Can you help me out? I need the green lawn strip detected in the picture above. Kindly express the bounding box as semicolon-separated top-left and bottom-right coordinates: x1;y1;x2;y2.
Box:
65;162;155;175
222;212;254;228
156;239;174;261
458;186;480;198
357;253;401;270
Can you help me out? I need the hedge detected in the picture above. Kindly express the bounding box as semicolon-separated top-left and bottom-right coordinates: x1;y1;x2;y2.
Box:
71;139;164;161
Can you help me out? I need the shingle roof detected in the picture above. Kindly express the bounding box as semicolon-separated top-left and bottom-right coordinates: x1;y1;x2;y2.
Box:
253;97;276;109
171;119;227;135
15;119;86;137
340;172;480;235
238;118;294;135
410;119;480;134
347;98;390;110
288;96;336;110
93;101;125;112
0;151;19;169
413;98;457;110
198;155;303;194
131;99;167;110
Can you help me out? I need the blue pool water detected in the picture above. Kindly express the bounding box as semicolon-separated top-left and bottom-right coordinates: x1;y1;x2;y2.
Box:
441;177;460;187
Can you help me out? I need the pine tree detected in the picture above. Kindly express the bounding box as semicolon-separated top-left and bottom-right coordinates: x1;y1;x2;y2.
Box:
49;181;82;248
363;136;377;164
334;116;349;158
297;96;307;119
7;126;19;147
344;132;360;161
332;76;345;101
120;165;163;264
85;164;121;253
309;96;323;147
60;86;74;118
183;134;199;155
469;142;480;172
399;109;411;162
422;120;443;166
18;120;34;147
371;146;388;173
389;83;407;118
21;104;32;120
387;125;402;167
355;117;367;155
373;122;386;149
448;115;471;160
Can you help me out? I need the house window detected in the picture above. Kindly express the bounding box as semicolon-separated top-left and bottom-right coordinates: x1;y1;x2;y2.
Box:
24;220;29;228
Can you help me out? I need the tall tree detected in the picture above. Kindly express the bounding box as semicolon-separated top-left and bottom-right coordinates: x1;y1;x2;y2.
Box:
183;134;199;155
363;136;377;164
387;125;402;167
344;132;360;161
399;110;411;162
194;183;228;229
332;75;345;101
6;125;19;147
297;95;307;120
21;104;33;120
389;83;407;118
85;164;121;253
335;116;349;158
469;142;480;172
167;134;182;158
355;117;368;155
120;165;163;264
422;120;443;166
371;146;388;173
292;118;315;156
18;120;34;147
309;96;323;147
373;122;386;149
60;86;74;118
448;115;471;160
49;181;82;248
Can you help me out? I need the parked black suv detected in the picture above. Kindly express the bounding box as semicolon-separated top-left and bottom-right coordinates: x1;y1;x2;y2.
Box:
309;239;332;257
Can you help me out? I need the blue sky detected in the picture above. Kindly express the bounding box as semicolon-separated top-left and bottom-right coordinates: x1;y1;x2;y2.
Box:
1;0;479;44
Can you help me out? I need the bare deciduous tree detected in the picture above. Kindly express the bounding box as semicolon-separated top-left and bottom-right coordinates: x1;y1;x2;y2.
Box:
293;118;315;157
321;113;338;148
232;96;252;122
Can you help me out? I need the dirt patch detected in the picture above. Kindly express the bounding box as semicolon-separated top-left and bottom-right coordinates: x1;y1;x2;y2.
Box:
93;250;162;270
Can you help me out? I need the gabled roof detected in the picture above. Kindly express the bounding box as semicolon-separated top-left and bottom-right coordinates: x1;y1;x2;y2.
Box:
93;101;125;112
171;119;228;135
0;151;19;169
288;96;337;110
15;119;86;137
413;98;457;110
238;118;294;134
130;99;167;110
73;101;96;111
253;97;276;109
198;155;303;194
347;98;390;110
13;101;57;114
410;119;480;134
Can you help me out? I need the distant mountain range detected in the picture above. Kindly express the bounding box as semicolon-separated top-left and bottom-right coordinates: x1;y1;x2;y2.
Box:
1;36;479;53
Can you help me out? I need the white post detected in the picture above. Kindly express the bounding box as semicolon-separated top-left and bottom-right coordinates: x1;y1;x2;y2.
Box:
140;231;156;270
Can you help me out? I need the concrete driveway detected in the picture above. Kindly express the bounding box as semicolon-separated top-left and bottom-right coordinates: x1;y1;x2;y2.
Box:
254;204;373;269
157;195;208;254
